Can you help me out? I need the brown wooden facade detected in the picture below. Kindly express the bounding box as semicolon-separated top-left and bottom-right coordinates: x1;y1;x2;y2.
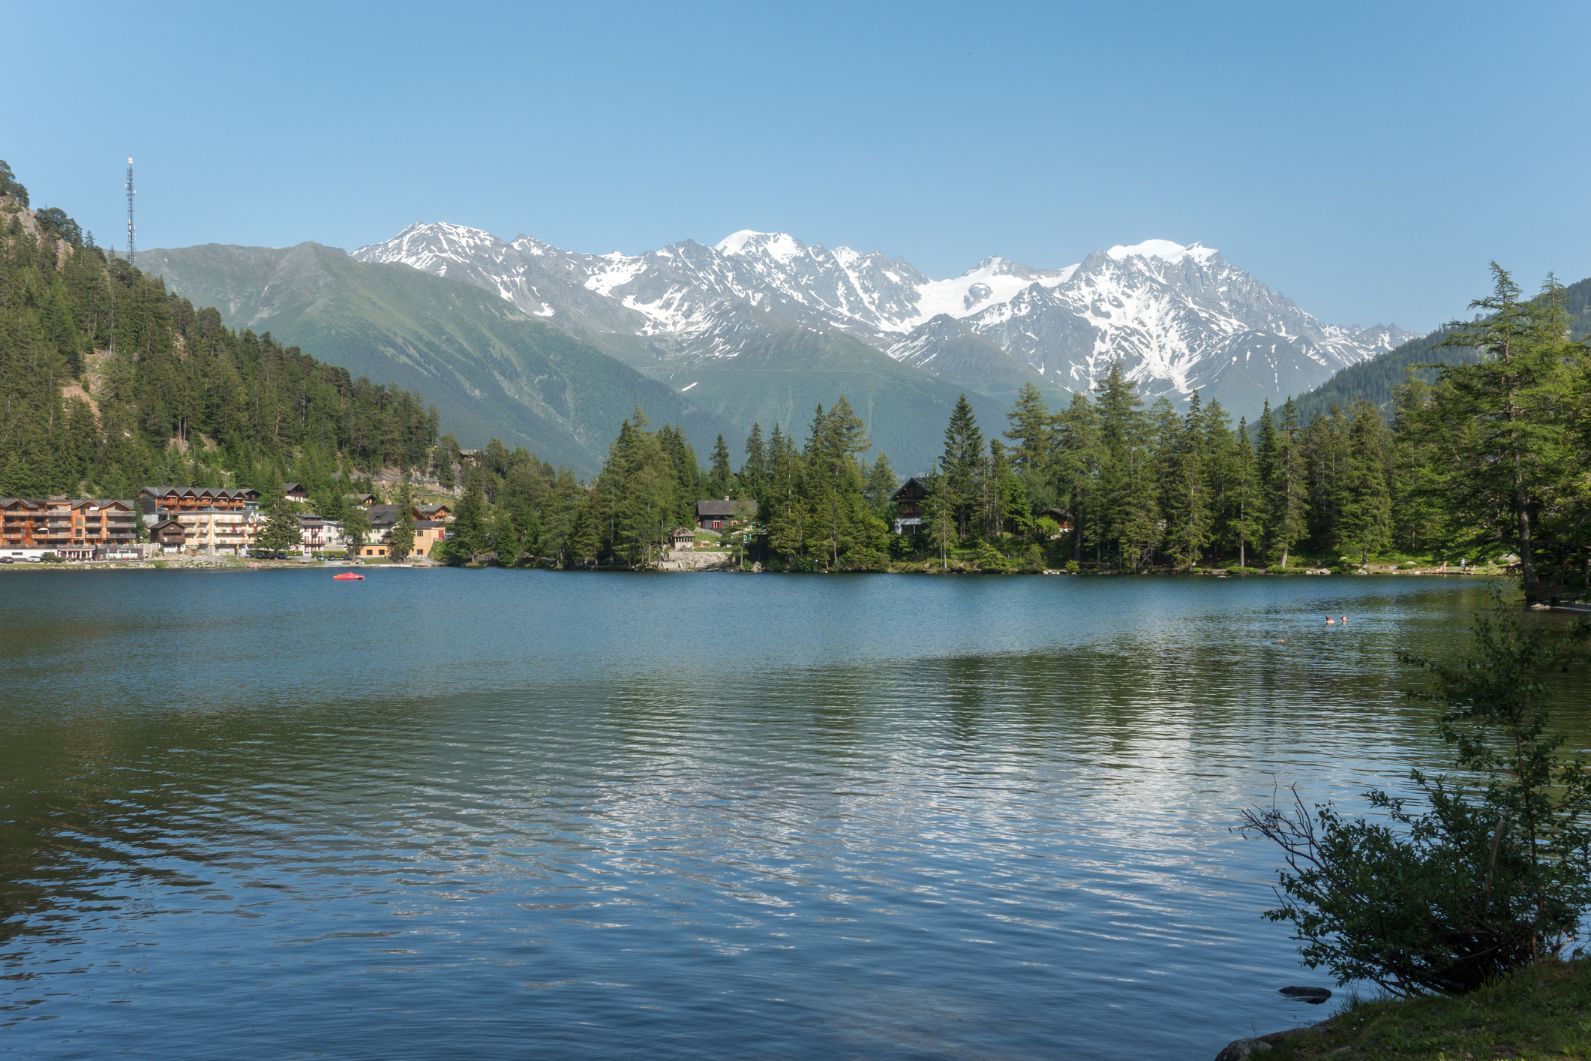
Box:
138;486;261;517
0;498;137;555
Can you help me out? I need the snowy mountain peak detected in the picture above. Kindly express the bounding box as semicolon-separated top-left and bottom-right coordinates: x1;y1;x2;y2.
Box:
1105;239;1218;265
355;220;1411;415
715;229;803;262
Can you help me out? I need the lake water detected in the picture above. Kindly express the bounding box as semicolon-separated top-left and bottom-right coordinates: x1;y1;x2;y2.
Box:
0;571;1562;1058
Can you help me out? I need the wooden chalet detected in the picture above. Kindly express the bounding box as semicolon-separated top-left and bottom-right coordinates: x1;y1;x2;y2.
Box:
1043;507;1074;534
890;477;929;535
150;518;186;551
283;482;309;503
695;498;758;532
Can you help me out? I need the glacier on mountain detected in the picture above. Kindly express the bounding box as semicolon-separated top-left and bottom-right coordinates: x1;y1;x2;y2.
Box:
354;225;1411;414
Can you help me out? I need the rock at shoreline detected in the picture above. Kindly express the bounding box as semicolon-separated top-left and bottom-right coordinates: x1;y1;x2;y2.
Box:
1215;1029;1300;1060
1279;985;1332;1004
1214;1036;1272;1060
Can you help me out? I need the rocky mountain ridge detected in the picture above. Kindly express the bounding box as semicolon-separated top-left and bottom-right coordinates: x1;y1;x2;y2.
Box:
355;225;1412;414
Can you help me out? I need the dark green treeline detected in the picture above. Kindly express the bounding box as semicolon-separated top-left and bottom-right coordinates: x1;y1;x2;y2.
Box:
452;265;1588;597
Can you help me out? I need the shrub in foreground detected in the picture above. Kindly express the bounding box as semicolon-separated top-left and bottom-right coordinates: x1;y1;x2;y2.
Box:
1240;607;1591;997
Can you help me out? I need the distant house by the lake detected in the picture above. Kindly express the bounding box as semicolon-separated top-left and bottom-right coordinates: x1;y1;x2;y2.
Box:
696;499;757;533
357;502;453;559
150;517;186;552
891;477;929;535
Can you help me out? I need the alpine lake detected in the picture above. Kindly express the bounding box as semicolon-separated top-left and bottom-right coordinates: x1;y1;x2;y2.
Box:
1;570;1579;1059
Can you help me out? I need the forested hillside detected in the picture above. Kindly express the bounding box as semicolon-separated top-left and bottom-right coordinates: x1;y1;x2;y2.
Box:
137;241;736;475
1291;274;1591;425
0;162;437;498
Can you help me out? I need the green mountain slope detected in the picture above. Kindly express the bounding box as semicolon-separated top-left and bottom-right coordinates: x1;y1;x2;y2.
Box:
0;163;436;498
652;326;1011;472
138;243;735;474
1292;275;1591;424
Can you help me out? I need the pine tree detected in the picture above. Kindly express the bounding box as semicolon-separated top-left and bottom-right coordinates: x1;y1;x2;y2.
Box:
941;394;984;539
1267;398;1310;569
1388;378;1449;557
256;495;303;556
863;454;898;516
389;483;417;562
921;470;957;570
1229;418;1264;569
1255;400;1279;561
1052;392;1100;564
741;422;768;503
706;434;734;499
1093;363;1158;571
1161;395;1212;570
340;504;370;558
1338;399;1394;568
1004;382;1053;486
1430;267;1589;600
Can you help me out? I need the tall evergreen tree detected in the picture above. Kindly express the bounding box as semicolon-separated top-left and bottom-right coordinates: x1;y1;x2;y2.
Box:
1429;267;1589;599
1229;417;1263;568
940;394;984;539
1266;398;1310;569
706;433;734;499
1093;363;1158;571
1338;399;1394;568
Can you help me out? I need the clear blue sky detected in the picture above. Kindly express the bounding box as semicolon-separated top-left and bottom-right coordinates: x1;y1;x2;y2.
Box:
8;0;1589;330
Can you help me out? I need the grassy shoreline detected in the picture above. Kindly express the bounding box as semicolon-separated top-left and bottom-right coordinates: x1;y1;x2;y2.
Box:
1228;958;1591;1059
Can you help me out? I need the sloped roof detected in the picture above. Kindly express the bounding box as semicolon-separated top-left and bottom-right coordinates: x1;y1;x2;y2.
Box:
696;499;757;518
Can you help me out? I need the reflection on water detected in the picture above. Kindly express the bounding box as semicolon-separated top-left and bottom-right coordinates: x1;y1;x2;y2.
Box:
0;572;1567;1058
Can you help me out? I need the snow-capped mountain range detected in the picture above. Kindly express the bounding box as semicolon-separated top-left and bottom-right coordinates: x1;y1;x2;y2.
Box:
354;224;1411;413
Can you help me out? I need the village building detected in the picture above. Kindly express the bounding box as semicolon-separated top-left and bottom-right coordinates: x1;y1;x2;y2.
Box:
695;498;758;533
135;486;264;557
890;477;929;535
357;502;452;559
0;498;137;559
413;519;448;558
670;526;695;551
344;491;377;508
138;486;261;519
0;498;44;551
173;508;259;556
283;482;309;504
150;518;186;552
296;515;345;554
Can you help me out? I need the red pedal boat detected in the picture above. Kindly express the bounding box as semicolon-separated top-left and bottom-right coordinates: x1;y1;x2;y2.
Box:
332;572;365;581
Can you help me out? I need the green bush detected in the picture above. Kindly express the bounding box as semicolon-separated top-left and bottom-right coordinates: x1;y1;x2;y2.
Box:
1240;606;1591;997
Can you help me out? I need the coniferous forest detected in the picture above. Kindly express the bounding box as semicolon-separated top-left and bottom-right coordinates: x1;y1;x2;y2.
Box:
452;277;1588;604
4;161;1587;600
0;163;437;501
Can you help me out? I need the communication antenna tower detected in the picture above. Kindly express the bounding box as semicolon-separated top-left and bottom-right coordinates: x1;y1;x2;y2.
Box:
125;156;135;263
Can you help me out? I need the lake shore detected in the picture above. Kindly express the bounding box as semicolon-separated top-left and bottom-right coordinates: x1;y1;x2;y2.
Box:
1216;958;1591;1059
0;557;1515;578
